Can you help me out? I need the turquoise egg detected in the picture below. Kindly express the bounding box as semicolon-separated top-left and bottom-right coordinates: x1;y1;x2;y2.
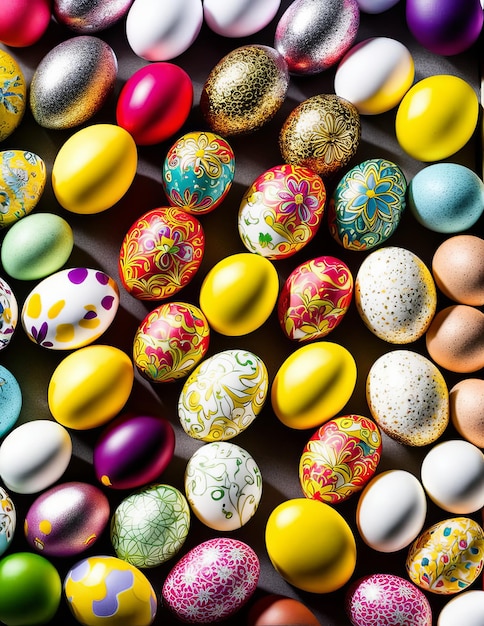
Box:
328;159;407;251
0;365;22;437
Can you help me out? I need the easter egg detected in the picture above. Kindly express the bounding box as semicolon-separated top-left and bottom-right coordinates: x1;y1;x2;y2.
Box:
64;555;157;626
0;486;15;558
299;414;382;504
93;413;175;490
395;75;479;162
162;131;235;215
406;517;484;594
247;594;320;626
0;420;72;494
274;0;360;74
356;0;400;13
271;341;357;430
0;50;26;142
200;44;289;136
118;207;205;300
48;344;134;430
178;349;268;441
110;483;190;568
0;150;46;228
0;0;51;47
30;36;118;130
366;350;449;446
449;378;484;448
278;256;353;342
204;0;281;37
0;277;17;351
238;164;326;259
162;537;260;623
21;267;119;350
265;498;356;593
24;481;110;557
185;441;262;531
437;590;484;626
279;94;361;177
0;365;22;437
0;552;61;626
133;301;210;382
54;0;133;33
328;159;407;251
199;253;279;336
116;63;193;146
355;246;437;343
51;123;138;214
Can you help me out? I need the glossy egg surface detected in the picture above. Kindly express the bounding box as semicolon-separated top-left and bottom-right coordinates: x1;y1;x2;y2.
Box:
54;0;133;33
0;50;26;141
0;364;22;437
0;0;51;47
0;485;15;558
0;150;46;228
0;276;17;351
204;0;281;37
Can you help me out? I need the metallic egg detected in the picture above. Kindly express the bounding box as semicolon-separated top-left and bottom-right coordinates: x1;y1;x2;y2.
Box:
54;0;134;33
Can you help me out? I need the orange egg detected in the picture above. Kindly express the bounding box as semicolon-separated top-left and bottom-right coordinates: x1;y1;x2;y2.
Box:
449;378;484;448
247;594;320;626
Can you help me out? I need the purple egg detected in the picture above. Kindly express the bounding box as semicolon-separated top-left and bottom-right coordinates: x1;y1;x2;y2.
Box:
93;413;176;490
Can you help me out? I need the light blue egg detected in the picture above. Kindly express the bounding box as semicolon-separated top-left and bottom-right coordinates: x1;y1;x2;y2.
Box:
0;365;22;437
0;486;16;557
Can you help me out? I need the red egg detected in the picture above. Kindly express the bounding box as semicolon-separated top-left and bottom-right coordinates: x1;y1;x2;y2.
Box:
116;62;193;145
248;594;320;626
0;0;51;47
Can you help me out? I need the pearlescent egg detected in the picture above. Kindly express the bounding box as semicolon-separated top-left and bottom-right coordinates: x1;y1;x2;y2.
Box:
0;276;18;350
0;365;22;437
0;486;15;558
204;0;281;37
54;0;133;33
0;150;46;228
0;50;26;141
437;590;484;626
356;0;400;12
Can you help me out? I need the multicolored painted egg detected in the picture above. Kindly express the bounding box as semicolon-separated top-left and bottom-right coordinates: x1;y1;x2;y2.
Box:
346;574;432;626
64;555;157;626
0;365;21;437
0;53;26;145
162;537;260;623
328;159;407;251
0;150;46;228
278;256;353;342
110;483;190;568
93;413;175;490
0;276;17;350
133;301;210;382
162;131;235;214
204;0;281;37
178;348;268;441
0;0;51;47
118;207;205;300
406;517;484;594
238;164;326;259
299;414;382;504
24;481;110;557
0;486;15;558
185;441;262;531
279;94;361;177
54;0;133;33
21;267;119;350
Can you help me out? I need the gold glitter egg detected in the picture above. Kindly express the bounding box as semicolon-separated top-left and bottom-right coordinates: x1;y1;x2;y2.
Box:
0;49;26;142
200;44;289;137
29;36;118;130
279;94;361;178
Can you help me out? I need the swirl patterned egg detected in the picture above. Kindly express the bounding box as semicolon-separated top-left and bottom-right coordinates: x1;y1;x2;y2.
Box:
0;50;26;142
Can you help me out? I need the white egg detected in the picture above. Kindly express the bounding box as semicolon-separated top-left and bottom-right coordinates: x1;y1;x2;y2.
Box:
203;0;281;37
356;469;427;552
421;440;484;514
438;590;484;626
356;0;400;12
126;0;203;61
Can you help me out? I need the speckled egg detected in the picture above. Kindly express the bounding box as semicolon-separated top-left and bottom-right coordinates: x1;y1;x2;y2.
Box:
178;349;268;441
133;301;210;382
278;255;353;342
119;207;205;300
54;0;133;33
0;150;46;229
238;164;326;259
0;365;22;437
355;246;437;343
162;131;235;215
0;50;26;142
162;537;260;623
21;267;119;350
328;159;407;251
110;483;190;568
366;350;449;446
0;276;17;350
0;486;15;558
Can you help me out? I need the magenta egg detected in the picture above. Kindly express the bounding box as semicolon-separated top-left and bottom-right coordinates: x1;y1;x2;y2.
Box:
93;413;176;490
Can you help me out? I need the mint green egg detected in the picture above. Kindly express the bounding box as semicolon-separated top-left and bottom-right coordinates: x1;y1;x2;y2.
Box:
1;213;74;280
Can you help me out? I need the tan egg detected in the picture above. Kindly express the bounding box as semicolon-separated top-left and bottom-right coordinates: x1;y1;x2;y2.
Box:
449;378;484;448
426;305;484;373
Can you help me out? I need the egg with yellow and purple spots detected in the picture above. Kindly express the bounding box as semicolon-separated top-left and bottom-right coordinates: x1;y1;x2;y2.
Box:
0;276;17;351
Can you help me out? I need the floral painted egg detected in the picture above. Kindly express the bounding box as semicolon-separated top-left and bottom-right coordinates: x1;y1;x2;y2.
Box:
328;159;407;251
0;486;15;558
0;365;22;437
110;483;190;568
21;267;119;350
162;131;235;214
0;276;17;350
0;50;26;142
133;301;210;382
185;441;262;531
0;150;46;228
64;555;157;626
278;255;353;342
406;517;484;594
178;349;268;441
299;414;382;504
238;164;326;259
162;537;260;623
119;207;205;300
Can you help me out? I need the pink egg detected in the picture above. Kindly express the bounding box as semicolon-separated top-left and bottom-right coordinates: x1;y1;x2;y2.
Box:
0;0;51;47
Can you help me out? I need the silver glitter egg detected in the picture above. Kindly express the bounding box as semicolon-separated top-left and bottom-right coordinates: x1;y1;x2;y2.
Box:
29;36;118;130
54;0;134;33
274;0;360;75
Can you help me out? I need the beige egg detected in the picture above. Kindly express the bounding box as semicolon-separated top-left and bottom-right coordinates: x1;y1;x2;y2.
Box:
449;378;484;448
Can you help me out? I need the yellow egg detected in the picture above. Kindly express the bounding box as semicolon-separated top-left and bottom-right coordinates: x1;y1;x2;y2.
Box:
199;253;279;336
395;75;479;162
265;498;356;593
51;123;138;214
0;50;26;142
271;341;357;430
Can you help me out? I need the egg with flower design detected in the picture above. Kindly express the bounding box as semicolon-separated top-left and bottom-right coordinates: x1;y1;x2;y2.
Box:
0;276;17;351
0;50;26;142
